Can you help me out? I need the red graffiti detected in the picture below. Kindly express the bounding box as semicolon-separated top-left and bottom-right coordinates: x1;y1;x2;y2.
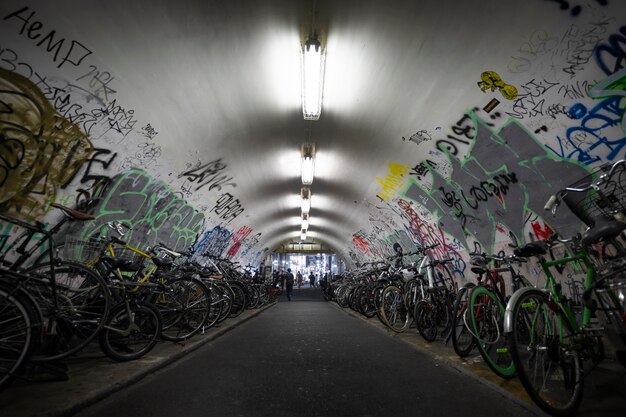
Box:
531;221;554;240
352;235;371;256
226;226;253;257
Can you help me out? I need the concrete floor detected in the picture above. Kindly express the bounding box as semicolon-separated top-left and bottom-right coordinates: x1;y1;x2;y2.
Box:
1;288;625;417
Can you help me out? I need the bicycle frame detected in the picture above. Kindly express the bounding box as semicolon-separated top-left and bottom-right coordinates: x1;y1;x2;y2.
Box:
504;247;595;336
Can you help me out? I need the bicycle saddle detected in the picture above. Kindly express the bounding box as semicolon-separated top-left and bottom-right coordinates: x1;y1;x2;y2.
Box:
51;203;95;220
582;215;626;245
513;241;548;257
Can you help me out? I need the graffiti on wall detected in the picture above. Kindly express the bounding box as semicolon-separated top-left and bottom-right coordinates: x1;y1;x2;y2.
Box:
544;0;609;17
400;113;589;252
375;163;411;201
0;68;93;220
193;225;233;259
210;192;245;223
179;158;237;192
69;169;205;252
545;23;626;165
477;71;519;100
226;226;253;257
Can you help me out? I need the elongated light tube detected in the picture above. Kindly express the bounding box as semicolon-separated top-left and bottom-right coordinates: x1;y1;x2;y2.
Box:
302;154;314;185
301;37;325;120
301;229;307;241
302;213;309;230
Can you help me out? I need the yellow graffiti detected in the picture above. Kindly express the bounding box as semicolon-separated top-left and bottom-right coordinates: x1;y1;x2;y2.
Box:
0;68;93;220
376;163;410;200
477;70;518;100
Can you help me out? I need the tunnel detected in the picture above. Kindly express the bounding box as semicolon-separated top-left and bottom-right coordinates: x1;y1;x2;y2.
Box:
1;1;626;416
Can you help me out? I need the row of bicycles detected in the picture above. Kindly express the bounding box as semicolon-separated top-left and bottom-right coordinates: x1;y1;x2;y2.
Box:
332;159;626;416
0;205;277;393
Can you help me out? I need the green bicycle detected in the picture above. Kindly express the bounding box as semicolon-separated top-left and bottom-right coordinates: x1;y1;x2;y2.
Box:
504;159;626;416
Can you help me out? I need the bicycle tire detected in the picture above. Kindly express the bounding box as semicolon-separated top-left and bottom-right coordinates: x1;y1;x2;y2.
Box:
99;300;163;361
152;276;211;342
468;285;515;379
203;282;224;328
414;299;438;341
507;288;583;416
335;285;351;308
227;282;247;318
379;285;412;333
25;260;112;362
358;285;378;318
451;283;476;358
214;282;234;323
246;284;260;309
0;285;37;392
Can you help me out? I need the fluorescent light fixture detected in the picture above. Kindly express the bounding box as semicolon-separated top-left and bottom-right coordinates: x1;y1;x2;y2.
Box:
302;213;309;230
300;229;307;241
302;154;314;184
301;36;326;120
301;143;315;185
301;187;311;214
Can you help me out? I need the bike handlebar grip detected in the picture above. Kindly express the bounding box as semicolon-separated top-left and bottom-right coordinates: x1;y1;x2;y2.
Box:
544;194;557;211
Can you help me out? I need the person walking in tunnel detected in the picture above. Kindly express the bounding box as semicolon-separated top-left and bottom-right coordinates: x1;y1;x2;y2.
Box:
296;271;303;288
285;268;295;301
272;269;280;288
309;271;316;288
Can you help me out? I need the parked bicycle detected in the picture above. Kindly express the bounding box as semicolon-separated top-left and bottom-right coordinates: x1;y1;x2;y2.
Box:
504;159;626;416
0;204;111;389
463;251;530;379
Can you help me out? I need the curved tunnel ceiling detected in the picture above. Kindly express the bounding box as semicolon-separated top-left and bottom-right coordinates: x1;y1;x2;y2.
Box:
1;0;624;268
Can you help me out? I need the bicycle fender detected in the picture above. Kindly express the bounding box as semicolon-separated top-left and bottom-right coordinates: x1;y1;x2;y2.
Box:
503;287;546;334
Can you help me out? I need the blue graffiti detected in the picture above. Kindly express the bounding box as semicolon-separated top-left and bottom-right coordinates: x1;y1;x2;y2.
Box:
546;69;626;164
594;25;626;76
193;226;233;259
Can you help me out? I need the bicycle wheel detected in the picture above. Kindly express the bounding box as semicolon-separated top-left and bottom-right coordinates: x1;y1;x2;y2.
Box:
99;300;162;361
246;285;260;309
468;285;515;379
508;289;583;416
358;285;378;318
403;279;420;319
380;285;412;332
435;263;456;290
0;285;37;392
227;282;247;318
25;260;111;362
414;299;438;341
202;283;224;328
214;282;234;323
152;277;210;342
451;283;476;358
335;285;351;308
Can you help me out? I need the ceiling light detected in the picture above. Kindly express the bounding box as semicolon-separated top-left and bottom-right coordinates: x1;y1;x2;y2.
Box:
302;213;309;230
301;187;311;214
301;143;315;185
301;229;307;241
301;36;326;120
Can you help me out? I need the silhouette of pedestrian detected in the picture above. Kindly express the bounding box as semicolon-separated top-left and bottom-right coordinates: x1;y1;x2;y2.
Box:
285;268;295;301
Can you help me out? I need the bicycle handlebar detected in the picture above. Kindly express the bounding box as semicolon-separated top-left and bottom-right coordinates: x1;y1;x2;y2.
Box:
545;159;626;214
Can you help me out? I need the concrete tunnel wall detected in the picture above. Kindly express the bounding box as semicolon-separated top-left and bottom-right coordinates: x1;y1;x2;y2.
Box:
0;1;625;283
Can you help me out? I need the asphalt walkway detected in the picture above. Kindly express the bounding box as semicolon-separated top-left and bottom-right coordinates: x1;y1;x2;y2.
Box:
1;288;624;417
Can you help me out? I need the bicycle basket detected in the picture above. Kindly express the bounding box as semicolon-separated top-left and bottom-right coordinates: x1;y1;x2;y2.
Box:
109;246;147;271
562;161;626;227
61;237;106;265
